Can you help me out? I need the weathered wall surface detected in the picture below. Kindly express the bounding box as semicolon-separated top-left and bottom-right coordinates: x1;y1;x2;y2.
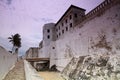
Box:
50;3;120;71
39;46;50;58
0;46;17;80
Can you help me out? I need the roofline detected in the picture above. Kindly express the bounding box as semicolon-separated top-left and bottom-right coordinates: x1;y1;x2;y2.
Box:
71;5;86;11
55;5;86;26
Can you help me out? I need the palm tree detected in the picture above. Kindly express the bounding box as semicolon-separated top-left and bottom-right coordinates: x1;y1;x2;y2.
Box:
8;33;21;53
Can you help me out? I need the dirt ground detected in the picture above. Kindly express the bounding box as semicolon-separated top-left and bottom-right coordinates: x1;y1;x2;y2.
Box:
38;71;65;80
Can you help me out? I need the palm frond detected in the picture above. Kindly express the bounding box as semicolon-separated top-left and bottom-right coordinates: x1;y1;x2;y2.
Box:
8;37;12;39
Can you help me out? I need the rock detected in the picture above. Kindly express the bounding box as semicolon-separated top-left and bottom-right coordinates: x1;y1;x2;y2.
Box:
62;54;120;80
117;74;120;79
110;73;118;80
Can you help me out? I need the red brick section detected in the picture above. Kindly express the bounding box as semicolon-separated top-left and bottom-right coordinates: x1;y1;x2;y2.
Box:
3;60;25;80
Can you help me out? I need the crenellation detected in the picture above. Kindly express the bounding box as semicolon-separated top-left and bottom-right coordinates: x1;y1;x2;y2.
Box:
85;0;119;20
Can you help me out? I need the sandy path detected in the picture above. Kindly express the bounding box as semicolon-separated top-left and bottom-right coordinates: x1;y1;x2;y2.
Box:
38;71;65;80
3;60;25;80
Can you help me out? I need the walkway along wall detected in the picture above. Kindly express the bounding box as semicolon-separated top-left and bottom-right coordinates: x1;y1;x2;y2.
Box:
0;46;17;80
50;0;120;71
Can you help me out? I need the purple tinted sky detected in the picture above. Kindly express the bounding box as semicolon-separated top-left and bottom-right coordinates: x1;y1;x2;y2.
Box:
0;0;104;56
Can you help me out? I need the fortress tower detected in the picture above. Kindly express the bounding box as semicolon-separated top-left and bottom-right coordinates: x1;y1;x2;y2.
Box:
43;23;55;47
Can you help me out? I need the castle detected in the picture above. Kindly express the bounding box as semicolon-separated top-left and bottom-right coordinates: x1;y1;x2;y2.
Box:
26;0;120;71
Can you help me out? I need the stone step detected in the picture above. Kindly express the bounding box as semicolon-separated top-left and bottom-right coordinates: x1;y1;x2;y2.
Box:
3;60;25;80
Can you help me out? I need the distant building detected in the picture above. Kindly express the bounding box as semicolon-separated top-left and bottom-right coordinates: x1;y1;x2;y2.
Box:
25;47;39;59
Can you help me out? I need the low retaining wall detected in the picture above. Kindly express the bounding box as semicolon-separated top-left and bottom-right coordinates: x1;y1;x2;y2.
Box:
0;46;17;80
24;60;43;80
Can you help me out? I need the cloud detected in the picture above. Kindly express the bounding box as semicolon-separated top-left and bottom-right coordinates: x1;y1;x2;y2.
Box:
33;17;54;23
6;0;12;5
41;18;54;23
0;0;12;5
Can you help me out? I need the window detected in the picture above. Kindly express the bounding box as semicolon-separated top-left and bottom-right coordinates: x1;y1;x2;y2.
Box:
66;27;68;31
70;15;72;19
47;29;50;33
47;35;50;39
52;47;55;49
70;23;72;28
62;30;64;34
59;33;61;36
74;13;77;18
65;19;67;23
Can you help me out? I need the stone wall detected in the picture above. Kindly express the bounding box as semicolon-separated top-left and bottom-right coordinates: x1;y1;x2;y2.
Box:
0;46;17;80
50;1;120;71
39;46;50;58
24;60;43;80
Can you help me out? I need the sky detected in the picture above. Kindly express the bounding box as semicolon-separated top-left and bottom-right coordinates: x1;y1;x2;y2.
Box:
0;0;104;56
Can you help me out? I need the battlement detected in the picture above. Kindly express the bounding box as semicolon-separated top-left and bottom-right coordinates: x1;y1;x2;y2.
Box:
78;0;120;24
88;0;119;17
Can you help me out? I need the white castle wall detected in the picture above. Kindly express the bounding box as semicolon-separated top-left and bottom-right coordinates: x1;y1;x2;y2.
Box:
50;3;120;71
39;46;50;58
38;23;55;58
0;46;17;80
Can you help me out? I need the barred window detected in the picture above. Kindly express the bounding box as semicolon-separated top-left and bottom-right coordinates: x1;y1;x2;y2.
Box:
47;35;50;39
66;27;68;31
70;23;72;28
62;30;64;34
47;29;50;33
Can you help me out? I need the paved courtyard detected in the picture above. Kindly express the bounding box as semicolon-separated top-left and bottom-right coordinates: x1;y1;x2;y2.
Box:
38;71;65;80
